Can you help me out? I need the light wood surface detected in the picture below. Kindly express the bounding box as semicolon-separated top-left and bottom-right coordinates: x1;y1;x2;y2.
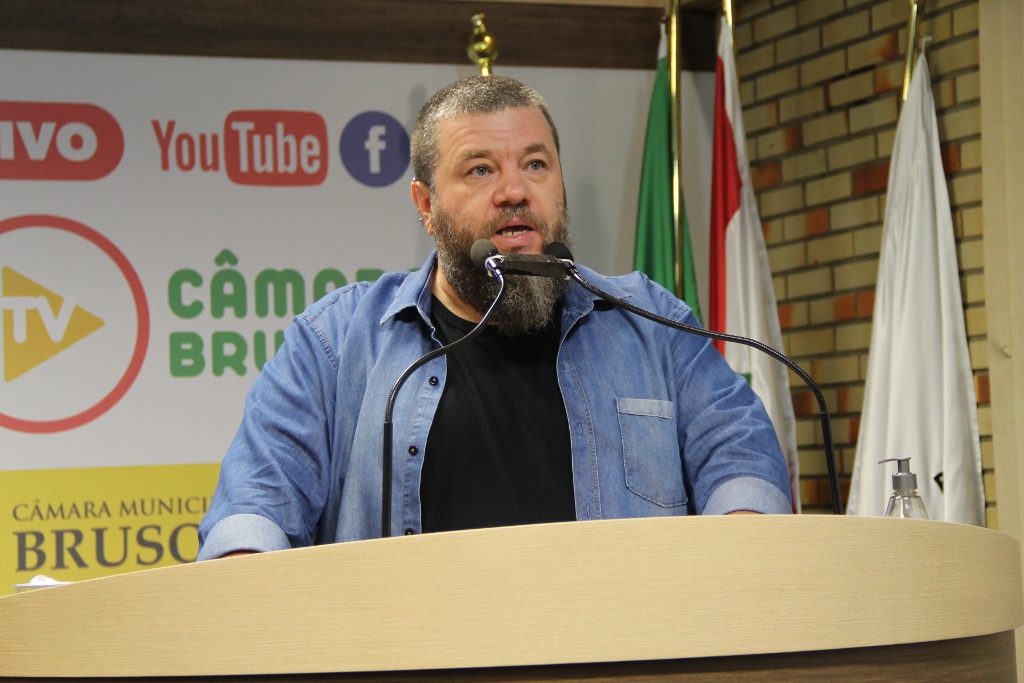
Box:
0;516;1020;678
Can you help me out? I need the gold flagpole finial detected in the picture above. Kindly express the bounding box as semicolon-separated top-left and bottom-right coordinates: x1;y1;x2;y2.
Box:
723;0;734;30
901;0;920;100
468;14;498;76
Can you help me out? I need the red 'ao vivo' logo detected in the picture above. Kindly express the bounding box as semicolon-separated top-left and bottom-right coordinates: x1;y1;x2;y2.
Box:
0;102;124;180
223;111;327;186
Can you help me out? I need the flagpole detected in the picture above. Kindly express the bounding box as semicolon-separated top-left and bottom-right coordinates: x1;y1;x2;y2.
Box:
668;0;683;298
901;0;919;100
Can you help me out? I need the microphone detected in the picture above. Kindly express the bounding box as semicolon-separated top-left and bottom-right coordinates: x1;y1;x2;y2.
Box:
544;242;574;261
471;239;572;279
470;239;499;272
560;256;842;515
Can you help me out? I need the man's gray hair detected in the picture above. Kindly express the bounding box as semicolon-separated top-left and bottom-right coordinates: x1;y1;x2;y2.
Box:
411;75;561;192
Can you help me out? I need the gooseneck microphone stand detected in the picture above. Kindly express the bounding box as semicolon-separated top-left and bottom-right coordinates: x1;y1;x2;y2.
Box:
380;265;508;538
563;263;843;515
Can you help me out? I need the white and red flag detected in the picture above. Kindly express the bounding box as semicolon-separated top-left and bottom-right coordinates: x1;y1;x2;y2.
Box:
708;18;800;509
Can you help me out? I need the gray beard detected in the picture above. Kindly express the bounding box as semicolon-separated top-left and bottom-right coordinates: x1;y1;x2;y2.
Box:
432;205;571;337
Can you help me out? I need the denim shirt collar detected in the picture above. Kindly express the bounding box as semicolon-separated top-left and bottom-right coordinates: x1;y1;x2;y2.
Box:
562;262;633;337
379;252;438;328
378;250;633;334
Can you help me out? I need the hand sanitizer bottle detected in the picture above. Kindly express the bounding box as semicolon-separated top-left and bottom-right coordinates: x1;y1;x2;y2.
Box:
879;457;929;519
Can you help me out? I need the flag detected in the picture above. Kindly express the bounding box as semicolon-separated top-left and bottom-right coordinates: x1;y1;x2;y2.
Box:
634;27;702;320
709;18;800;510
847;54;984;524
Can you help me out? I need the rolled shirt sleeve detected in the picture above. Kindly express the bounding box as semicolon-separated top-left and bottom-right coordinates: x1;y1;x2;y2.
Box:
702;476;792;515
196;513;291;560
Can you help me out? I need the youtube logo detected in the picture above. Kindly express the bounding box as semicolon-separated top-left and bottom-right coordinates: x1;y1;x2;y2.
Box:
224;111;327;186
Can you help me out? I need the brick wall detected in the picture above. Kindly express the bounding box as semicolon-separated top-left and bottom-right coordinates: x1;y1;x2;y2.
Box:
733;0;991;522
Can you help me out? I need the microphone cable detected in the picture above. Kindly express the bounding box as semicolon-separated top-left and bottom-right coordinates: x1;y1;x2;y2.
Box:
380;263;508;537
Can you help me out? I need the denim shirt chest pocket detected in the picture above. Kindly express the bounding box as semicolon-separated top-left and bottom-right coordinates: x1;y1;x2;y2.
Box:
616;397;687;507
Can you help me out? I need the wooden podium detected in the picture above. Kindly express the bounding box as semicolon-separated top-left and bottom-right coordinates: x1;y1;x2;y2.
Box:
1;516;1021;681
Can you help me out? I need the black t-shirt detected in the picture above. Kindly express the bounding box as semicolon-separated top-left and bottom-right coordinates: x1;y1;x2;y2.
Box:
420;296;576;533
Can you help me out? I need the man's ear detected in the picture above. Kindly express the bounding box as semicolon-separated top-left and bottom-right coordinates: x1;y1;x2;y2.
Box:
410;180;434;235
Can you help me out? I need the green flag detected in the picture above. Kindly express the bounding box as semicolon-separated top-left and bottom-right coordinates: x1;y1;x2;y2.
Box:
634;53;702;322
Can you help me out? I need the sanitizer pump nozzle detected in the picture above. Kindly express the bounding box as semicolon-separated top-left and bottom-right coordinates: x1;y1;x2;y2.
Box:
879;457;929;519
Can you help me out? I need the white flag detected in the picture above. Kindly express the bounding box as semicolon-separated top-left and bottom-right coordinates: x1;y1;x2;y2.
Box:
709;18;800;510
847;54;984;524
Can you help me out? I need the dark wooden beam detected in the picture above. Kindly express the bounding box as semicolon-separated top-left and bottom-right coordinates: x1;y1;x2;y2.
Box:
0;0;717;71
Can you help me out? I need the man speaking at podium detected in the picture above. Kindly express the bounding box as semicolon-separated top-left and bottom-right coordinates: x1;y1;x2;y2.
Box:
197;76;791;560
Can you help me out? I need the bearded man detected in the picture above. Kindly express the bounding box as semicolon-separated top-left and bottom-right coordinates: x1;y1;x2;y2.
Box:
197;76;791;560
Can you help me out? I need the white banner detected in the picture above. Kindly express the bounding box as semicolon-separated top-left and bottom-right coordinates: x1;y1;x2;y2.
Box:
0;50;660;470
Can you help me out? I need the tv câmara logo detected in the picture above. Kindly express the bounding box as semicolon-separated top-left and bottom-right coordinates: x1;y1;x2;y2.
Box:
0;215;149;433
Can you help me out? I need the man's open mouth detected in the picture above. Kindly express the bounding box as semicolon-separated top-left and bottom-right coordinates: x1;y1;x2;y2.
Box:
495;224;533;237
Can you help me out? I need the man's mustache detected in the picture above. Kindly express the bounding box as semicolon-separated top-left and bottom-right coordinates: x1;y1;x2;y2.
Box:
477;206;550;241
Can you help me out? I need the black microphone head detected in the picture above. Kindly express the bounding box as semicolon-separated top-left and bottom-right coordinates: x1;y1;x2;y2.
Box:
544;242;574;262
470;239;499;270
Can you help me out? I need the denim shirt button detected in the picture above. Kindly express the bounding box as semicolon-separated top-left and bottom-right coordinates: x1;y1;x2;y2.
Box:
404;528;414;535
429;376;439;386
408;445;419;456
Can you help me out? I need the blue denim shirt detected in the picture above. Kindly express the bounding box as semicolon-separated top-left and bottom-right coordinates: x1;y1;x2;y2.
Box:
197;254;791;560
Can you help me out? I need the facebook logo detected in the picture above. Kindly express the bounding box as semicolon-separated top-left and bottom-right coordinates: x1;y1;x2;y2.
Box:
339;111;410;187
